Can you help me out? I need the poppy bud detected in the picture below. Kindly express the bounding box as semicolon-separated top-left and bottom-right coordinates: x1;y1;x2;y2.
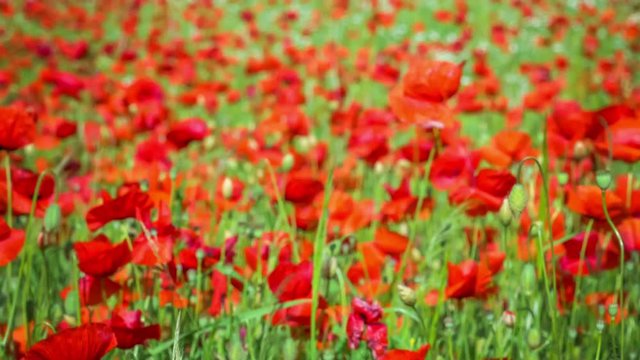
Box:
527;329;542;349
501;310;516;328
294;136;311;154
572;141;589;160
557;172;569;186
596;170;612;191
321;256;337;280
498;199;512;227
528;221;543;238
44;204;62;232
508;183;528;216
222;177;233;200
521;263;537;296
281;153;294;172
397;284;417;307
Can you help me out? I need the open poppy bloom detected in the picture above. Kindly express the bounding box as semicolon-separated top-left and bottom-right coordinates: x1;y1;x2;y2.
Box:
166;118;209;149
449;168;516;216
109;310;161;349
25;323;117;360
0;218;25;266
74;234;132;278
0;105;37;151
284;176;324;205
567;185;625;222
445;252;504;300
0;167;55;217
594;119;640;163
480;130;537;168
85;188;153;231
347;297;388;359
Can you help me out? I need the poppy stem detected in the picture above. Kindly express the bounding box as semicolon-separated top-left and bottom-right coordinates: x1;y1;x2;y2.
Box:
309;169;333;359
600;189;625;358
568;219;594;332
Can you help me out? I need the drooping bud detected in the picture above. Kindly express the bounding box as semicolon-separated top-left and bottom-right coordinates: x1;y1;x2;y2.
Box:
397;284;417;307
498;199;512;227
221;177;233;199
508;183;528;216
596;170;612;191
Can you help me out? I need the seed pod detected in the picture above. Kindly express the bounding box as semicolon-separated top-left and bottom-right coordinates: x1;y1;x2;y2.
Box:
508;183;528;216
596;170;612;191
397;284;417;307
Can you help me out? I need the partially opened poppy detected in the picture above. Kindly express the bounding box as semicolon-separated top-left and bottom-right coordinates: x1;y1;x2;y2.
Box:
74;234;132;277
25;323;117;360
109;310;161;349
0;218;24;266
0;105;37;151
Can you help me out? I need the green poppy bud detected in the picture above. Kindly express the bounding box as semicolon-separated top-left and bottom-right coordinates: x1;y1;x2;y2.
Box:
527;329;542;349
498;199;512;227
508;183;528;215
521;263;537;296
397;284;417;307
281;153;294;172
557;172;569;186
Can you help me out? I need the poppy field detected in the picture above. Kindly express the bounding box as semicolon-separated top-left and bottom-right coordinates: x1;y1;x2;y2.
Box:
2;0;640;359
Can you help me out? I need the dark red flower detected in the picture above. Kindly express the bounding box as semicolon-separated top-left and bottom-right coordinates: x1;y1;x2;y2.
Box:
267;261;312;301
25;323;117;360
284;177;324;205
78;276;121;306
166;118;209;149
109;310;161;349
0;105;36;151
74;235;132;278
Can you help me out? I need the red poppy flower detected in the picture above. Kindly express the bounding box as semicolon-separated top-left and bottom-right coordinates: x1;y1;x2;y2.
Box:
381;344;431;360
567;185;624;222
284;177;324;205
123;78;165;106
559;232;599;276
446;254;504;300
595;119;640;163
267;261;312;301
0;218;25;266
449;168;516;216
109;310;161;349
402;60;464;103
347;298;388;359
430;146;479;190
480;130;536;168
620;218;640;252
0;105;37;151
25;323;117;360
85;188;153;231
0;167;55;217
166;118;209;149
373;226;409;258
74;235;132;278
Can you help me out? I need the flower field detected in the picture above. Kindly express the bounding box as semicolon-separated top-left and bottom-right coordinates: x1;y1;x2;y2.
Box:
1;0;640;359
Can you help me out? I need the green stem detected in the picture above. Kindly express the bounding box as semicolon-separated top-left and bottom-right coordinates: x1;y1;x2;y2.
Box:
4;153;12;227
601;190;625;358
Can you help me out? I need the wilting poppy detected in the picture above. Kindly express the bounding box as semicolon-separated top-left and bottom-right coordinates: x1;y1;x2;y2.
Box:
25;323;117;360
347;298;388;359
0;105;37;151
0;218;25;266
109;310;161;349
74;234;132;278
